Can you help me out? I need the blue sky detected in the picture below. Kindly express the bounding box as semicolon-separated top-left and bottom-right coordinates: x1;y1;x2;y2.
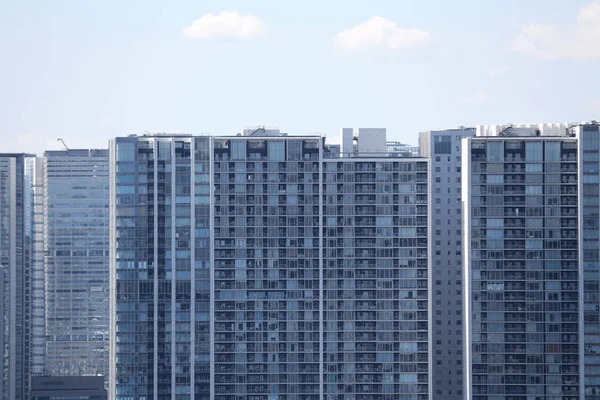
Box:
1;0;600;154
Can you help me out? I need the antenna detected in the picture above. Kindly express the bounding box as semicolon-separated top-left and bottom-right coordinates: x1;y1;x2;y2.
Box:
57;138;69;150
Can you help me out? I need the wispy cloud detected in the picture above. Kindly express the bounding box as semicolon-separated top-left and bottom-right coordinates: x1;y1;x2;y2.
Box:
489;65;510;77
182;10;266;40
333;16;429;52
511;1;600;61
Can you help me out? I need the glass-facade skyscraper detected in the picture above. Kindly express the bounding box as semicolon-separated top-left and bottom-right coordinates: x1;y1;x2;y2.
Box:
43;149;110;377
110;135;212;399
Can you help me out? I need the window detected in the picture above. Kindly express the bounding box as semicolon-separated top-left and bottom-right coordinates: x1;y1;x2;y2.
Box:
287;140;302;160
525;141;542;162
525;185;543;195
434;136;452;154
487;174;504;184
583;132;600;150
231;140;246;160
545;141;561;161
117;141;135;161
487;141;503;162
268;141;285;161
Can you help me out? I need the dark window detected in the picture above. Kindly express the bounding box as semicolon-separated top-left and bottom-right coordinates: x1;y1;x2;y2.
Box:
434;136;452;154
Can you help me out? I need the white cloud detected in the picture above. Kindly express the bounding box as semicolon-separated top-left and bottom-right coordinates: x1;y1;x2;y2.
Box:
182;10;266;40
333;16;429;52
459;91;488;105
511;1;600;61
489;65;510;77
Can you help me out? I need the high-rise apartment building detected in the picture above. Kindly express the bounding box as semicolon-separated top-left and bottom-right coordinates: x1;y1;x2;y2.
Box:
462;126;582;399
110;135;212;399
419;128;474;399
322;129;429;399
42;149;110;377
0;153;35;400
212;131;324;399
110;129;429;400
574;123;600;399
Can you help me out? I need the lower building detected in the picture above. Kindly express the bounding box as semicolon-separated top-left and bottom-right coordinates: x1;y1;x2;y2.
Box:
30;376;107;400
43;149;110;377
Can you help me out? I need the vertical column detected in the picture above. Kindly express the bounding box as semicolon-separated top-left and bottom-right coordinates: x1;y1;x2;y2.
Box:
153;139;159;399
318;140;324;400
209;137;215;400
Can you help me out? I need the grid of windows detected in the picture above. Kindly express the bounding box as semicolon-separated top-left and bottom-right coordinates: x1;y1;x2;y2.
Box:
0;154;34;400
111;134;431;400
111;137;211;400
321;159;429;400
421;130;473;400
212;137;322;399
581;126;600;399
44;150;110;377
465;138;580;399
